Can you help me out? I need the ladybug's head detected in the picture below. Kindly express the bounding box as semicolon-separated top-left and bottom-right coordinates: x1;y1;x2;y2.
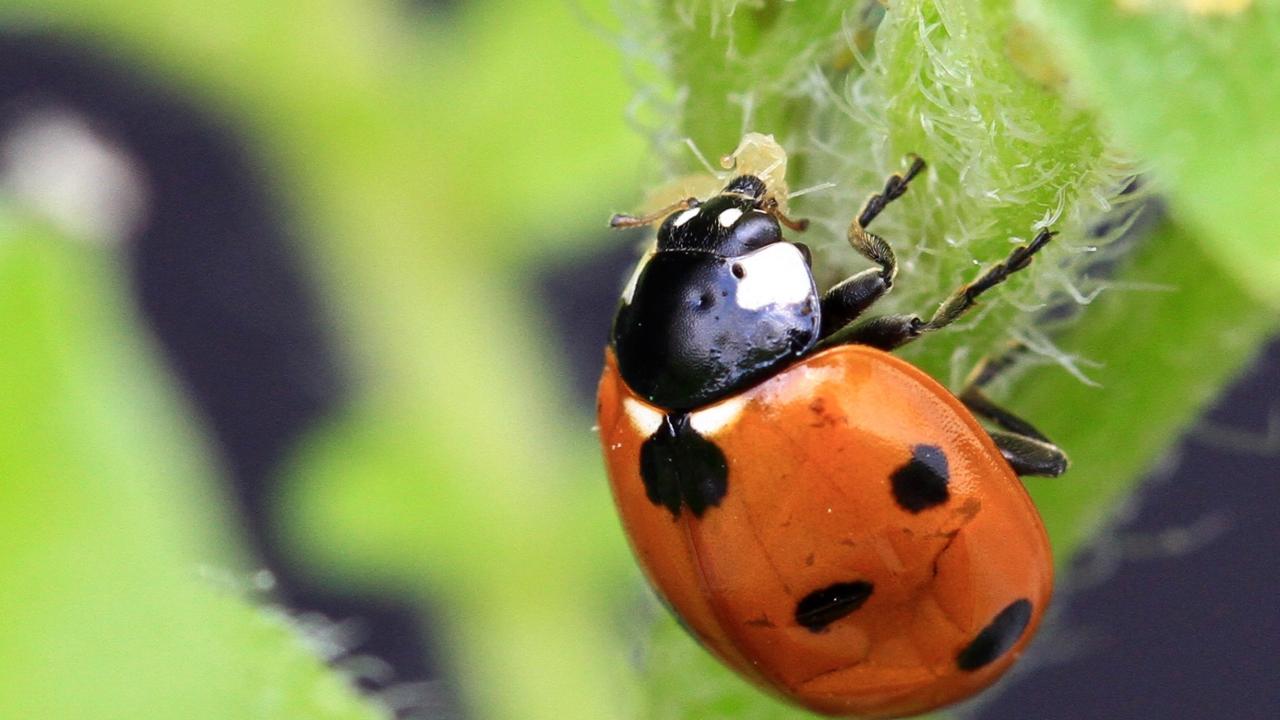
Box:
611;173;820;411
655;175;784;257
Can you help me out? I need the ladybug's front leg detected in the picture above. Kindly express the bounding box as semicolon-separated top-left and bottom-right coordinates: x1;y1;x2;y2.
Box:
818;268;893;338
960;346;1069;478
818;156;926;339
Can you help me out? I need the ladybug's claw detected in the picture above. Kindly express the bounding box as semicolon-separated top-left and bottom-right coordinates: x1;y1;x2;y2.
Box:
857;155;927;229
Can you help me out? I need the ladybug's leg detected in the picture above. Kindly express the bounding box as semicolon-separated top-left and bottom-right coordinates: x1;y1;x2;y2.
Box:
819;266;895;338
831;228;1057;349
959;346;1047;440
609;197;699;229
987;431;1069;477
762;197;811;232
961;347;1069;477
920;228;1057;333
856;155;926;229
818;156;926;339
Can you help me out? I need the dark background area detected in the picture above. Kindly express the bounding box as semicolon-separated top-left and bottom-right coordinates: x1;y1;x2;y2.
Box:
2;26;1275;720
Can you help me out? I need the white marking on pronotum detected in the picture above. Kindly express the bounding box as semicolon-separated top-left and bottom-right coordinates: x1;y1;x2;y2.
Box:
734;242;813;310
688;395;748;436
717;207;743;227
624;397;664;436
672;206;700;227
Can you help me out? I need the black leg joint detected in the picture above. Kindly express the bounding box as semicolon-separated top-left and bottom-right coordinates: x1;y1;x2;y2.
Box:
991;431;1069;478
827;314;924;351
819;269;890;339
960;388;1051;443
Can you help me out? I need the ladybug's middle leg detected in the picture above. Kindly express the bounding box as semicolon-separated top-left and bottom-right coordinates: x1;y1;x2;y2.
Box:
960;346;1069;478
819;156;927;339
831;228;1057;350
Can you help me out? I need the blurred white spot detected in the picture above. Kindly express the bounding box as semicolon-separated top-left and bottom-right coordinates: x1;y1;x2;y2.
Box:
292;610;361;662
251;569;277;591
375;679;461;717
0;107;149;245
337;654;396;686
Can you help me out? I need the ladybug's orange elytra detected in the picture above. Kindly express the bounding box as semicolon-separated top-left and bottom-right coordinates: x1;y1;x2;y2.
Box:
599;346;1052;718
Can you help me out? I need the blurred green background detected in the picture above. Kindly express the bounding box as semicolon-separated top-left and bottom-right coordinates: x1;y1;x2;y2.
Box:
0;2;645;719
0;2;1276;720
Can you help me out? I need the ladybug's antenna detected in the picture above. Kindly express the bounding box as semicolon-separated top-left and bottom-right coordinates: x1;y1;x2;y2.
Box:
609;197;700;229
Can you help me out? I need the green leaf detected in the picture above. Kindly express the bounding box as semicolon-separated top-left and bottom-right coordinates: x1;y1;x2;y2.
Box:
620;0;1279;717
648;0;1127;382
1021;0;1280;308
0;3;649;719
1018;219;1275;556
0;215;388;720
640;611;808;720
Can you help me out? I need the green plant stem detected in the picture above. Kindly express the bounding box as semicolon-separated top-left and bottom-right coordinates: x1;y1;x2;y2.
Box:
1017;219;1275;556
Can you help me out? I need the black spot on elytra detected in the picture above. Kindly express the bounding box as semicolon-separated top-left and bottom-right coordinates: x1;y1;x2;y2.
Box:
639;413;728;518
795;581;874;632
891;444;950;513
957;599;1034;671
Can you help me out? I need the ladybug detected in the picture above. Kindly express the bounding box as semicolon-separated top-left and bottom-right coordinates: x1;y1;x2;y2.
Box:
597;155;1068;718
